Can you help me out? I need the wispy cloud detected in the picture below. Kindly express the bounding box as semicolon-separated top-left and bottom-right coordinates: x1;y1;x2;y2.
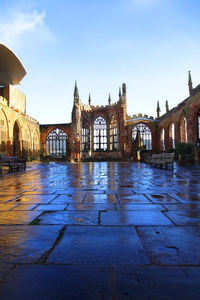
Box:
0;9;56;48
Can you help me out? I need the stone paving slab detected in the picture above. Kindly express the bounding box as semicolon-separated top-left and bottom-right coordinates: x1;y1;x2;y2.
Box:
116;204;165;210
100;211;173;225
12;204;37;210
115;266;200;300
0;265;112;300
13;194;57;204
0;204;18;211
164;203;200;210
0;265;13;283
34;204;67;211
169;193;200;203
0;196;19;203
67;203;115;210
165;210;200;225
84;193;117;203
117;194;151;203
137;226;200;265
50;194;85;204
0;211;42;225
48;226;149;265
145;194;180;203
0;226;62;263
39;211;99;225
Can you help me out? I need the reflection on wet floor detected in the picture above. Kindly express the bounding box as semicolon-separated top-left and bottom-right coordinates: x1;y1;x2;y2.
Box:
0;161;200;299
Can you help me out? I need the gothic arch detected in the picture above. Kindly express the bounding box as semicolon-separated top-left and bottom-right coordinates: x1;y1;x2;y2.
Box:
22;125;32;158
110;114;118;151
160;128;165;151
46;128;69;158
93;116;107;151
132;122;152;150
81;114;91;152
168;122;175;149
179;115;188;143
13;120;22;156
0;109;9;154
32;129;40;157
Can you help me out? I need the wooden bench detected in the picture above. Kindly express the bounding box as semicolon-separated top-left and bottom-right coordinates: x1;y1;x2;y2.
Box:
0;156;26;172
145;153;174;169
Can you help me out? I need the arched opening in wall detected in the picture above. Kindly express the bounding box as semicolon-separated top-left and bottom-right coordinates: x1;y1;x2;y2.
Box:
197;110;200;140
169;123;175;149
110;115;118;151
93;116;107;151
0;110;8;154
33;131;39;157
22;126;31;159
82;116;90;151
46;128;69;158
13;121;20;156
132;123;152;150
161;128;165;151
180;116;188;143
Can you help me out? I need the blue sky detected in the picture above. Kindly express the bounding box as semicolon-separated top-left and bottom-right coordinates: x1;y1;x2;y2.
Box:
1;0;200;123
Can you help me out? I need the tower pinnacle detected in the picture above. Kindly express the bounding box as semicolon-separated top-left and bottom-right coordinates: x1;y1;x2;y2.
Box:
122;83;126;97
157;101;161;118
119;87;122;98
165;100;169;113
188;71;193;96
88;93;91;106
108;93;111;105
74;80;79;101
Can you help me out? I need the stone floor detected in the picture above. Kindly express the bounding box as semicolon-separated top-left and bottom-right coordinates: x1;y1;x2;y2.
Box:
0;161;200;299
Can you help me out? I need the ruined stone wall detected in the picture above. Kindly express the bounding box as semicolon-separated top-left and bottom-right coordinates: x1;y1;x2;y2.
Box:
158;91;200;152
0;95;40;158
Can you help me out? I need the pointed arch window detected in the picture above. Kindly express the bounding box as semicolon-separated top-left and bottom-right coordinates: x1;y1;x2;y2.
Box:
172;123;175;148
198;110;200;140
161;128;165;151
82;116;90;151
46;128;69;158
180;117;188;143
132;123;152;150
169;123;175;149
93;116;107;151
110;115;118;151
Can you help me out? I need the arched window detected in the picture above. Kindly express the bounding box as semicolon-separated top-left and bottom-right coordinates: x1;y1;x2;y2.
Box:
132;123;152;150
197;110;200;140
46;128;68;158
161;128;165;151
172;123;175;148
82;116;90;151
13;121;20;156
0;110;7;154
180;116;188;143
22;126;31;157
169;123;175;149
33;131;39;157
93;116;107;151
110;115;118;151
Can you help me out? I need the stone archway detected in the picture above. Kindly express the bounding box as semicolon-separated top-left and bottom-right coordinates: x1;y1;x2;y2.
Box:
13;121;20;156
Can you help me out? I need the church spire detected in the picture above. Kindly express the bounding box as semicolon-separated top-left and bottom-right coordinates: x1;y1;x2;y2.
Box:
122;83;126;97
74;80;79;102
165;100;169;113
119;87;122;98
88;93;91;106
188;70;193;96
157;101;161;118
108;93;111;105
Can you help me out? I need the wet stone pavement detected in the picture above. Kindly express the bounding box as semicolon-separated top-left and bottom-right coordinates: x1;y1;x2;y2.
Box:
0;162;200;299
